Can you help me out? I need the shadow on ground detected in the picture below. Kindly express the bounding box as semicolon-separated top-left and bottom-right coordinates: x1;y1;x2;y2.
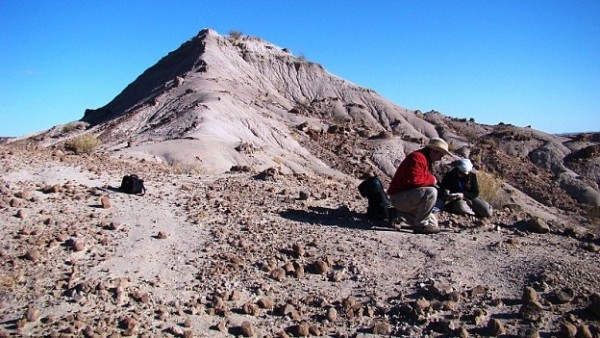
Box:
279;206;401;232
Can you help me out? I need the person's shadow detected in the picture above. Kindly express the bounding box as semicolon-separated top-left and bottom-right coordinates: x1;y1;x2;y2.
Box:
279;206;403;232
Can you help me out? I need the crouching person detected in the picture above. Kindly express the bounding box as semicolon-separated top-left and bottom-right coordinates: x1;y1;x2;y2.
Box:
441;159;492;218
387;138;449;234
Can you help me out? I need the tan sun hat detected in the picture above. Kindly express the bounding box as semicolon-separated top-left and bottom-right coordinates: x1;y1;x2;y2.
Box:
426;138;449;154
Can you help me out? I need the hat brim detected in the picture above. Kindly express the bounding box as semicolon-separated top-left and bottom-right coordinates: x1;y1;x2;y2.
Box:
428;145;448;154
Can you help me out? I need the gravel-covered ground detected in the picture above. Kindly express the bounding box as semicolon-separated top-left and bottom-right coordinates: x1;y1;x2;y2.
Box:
1;147;600;337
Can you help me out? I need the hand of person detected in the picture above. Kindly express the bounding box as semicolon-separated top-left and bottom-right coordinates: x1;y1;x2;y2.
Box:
450;193;464;200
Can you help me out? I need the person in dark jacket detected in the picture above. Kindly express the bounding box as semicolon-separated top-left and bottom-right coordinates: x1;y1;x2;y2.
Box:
388;138;449;234
440;159;492;218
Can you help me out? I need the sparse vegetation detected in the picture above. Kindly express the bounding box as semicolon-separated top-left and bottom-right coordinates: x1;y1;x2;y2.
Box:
462;129;479;144
332;111;350;124
477;169;504;207
65;134;101;154
61;123;78;133
471;153;482;167
229;30;243;40
167;160;207;175
447;140;457;152
272;156;283;165
61;122;88;134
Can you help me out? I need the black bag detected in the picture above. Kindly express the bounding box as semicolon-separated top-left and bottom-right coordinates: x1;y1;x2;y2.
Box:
119;174;146;195
358;176;390;221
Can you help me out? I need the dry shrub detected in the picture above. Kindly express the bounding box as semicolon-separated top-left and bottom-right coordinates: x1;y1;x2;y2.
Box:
229;30;243;40
169;161;207;175
471;153;482;167
0;274;17;291
477;170;504;208
61;123;78;133
272;157;283;165
447;140;457;152
65;134;101;154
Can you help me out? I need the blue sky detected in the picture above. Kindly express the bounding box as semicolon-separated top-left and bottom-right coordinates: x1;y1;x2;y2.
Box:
1;1;599;137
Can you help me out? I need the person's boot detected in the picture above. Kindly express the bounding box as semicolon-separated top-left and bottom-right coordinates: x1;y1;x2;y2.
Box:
413;225;441;234
413;218;440;234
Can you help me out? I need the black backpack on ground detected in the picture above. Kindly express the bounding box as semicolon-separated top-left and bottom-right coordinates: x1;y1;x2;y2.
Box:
358;176;391;222
120;174;146;195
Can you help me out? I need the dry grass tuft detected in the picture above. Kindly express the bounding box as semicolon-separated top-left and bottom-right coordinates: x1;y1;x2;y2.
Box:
169;161;207;175
477;170;505;208
65;134;101;154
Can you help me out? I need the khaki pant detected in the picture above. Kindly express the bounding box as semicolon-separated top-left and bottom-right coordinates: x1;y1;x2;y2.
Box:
390;187;438;228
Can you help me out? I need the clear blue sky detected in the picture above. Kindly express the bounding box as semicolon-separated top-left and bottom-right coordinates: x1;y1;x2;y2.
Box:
1;1;599;137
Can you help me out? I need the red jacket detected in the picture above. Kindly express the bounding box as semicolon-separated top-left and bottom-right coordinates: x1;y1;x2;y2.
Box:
387;149;436;196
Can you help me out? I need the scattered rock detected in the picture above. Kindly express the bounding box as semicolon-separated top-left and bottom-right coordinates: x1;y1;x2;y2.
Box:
257;297;274;310
25;249;41;261
293;264;305;279
414;298;431;314
522;286;539;303
589;293;600;317
552;288;575;304
103;222;119;230
292;323;310;336
9;198;21;207
254;167;279;181
15;209;26;219
66;238;85;252
270;267;286;282
487;318;505;336
239;321;255;337
242;302;260;316
168;325;184;336
216;321;227;332
292;243;305;257
308;325;322;336
372;321;391;334
311;260;329;274
519;288;544;322
526;217;550;233
42;184;61;194
25;306;40;322
15;191;33;200
277;304;300;320
326;307;337;322
0;126;599;337
100;196;111;208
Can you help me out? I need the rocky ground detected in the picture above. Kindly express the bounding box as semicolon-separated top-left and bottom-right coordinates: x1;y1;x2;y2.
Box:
1;146;600;337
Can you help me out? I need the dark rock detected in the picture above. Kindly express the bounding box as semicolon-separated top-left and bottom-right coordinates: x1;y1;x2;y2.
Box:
589;293;600;317
487;318;505;336
527;217;550;233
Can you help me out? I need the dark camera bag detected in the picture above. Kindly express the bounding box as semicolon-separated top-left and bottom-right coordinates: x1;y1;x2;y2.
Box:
119;174;146;195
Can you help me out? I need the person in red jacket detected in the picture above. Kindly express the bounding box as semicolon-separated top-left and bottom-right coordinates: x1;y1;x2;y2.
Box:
388;138;448;234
